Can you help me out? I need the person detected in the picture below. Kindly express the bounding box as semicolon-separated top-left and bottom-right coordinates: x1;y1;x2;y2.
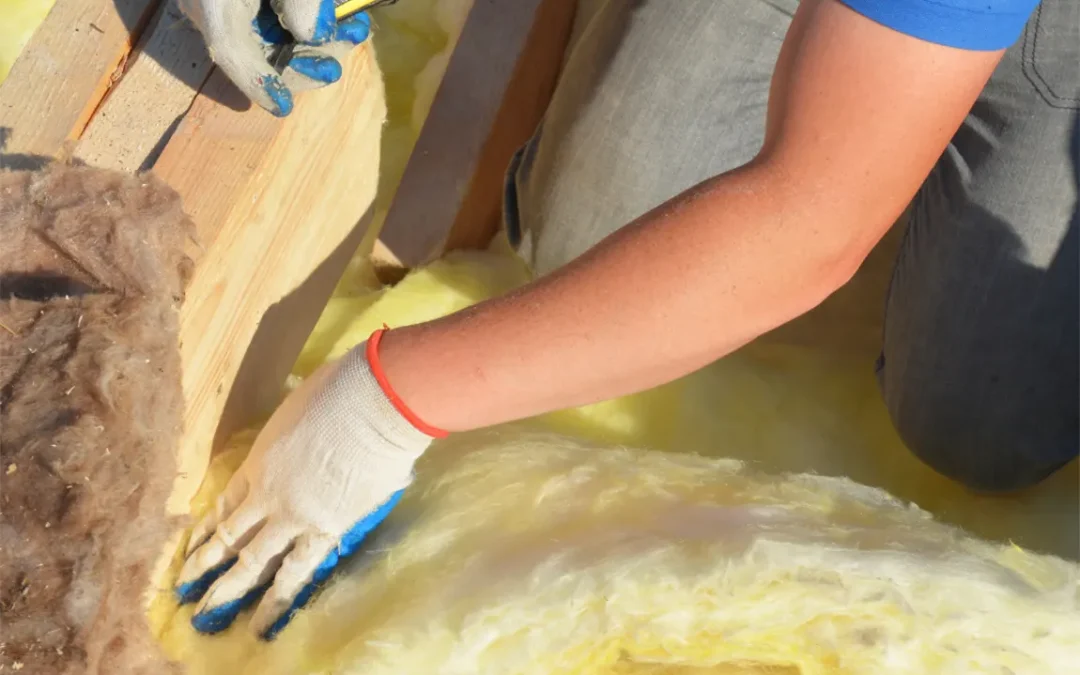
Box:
173;0;1079;639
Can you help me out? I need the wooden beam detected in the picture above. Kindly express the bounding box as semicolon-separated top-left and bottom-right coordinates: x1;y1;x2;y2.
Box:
0;0;162;163
376;0;576;268
1;0;388;514
149;46;386;515
75;0;215;171
1;0;567;518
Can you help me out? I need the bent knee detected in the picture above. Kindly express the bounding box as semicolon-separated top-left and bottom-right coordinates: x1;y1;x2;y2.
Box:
896;424;1062;494
880;368;1076;493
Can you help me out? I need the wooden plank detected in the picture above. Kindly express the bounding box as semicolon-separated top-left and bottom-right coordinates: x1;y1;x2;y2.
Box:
0;0;161;163
376;0;576;268
150;44;387;515
75;0;214;172
3;0;563;517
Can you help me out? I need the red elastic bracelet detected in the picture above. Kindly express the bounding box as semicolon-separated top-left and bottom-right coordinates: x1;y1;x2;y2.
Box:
366;326;450;439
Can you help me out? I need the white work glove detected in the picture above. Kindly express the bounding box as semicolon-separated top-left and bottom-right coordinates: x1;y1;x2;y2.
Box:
174;334;441;639
178;0;373;116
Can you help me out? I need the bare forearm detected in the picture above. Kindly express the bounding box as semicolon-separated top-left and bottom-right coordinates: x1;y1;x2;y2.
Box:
379;162;866;431
377;0;1002;434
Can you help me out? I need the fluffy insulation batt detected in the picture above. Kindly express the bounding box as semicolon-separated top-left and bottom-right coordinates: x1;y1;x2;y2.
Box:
0;164;193;673
149;249;1080;675
157;429;1080;675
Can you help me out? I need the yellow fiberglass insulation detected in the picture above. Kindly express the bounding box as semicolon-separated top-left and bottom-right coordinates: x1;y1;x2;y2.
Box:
154;433;1080;675
0;0;56;82
147;250;1080;675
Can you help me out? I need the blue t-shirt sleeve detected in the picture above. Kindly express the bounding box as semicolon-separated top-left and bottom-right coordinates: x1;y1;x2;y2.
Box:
838;0;1041;51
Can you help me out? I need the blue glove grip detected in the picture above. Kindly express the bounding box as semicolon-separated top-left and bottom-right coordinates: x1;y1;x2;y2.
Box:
310;0;338;44
336;13;371;44
263;77;295;117
249;2;372;116
260;487;406;640
177;488;407;637
288;56;343;84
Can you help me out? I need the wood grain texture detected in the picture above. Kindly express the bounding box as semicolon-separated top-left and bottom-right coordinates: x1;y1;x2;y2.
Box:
377;0;576;268
152;44;386;515
0;0;160;162
75;0;214;172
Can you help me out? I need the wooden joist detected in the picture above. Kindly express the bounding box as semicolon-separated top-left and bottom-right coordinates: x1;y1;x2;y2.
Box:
1;0;387;516
0;0;160;162
377;0;577;269
0;0;575;515
156;53;386;514
75;0;217;171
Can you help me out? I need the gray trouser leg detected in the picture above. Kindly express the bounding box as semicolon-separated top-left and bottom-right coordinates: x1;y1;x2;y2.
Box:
502;0;798;274
502;0;1078;491
878;1;1079;492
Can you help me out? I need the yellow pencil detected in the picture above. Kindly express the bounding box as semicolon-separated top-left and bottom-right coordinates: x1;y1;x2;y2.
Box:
335;0;399;21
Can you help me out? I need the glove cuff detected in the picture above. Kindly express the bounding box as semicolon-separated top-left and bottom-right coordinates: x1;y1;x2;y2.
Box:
324;327;448;460
364;327;450;439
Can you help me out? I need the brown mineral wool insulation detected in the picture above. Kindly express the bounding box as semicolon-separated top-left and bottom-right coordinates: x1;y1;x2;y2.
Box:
0;164;194;673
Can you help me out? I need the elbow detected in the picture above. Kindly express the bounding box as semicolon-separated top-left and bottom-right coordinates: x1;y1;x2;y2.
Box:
809;237;876;298
786;250;865;322
796;224;886;318
746;158;902;306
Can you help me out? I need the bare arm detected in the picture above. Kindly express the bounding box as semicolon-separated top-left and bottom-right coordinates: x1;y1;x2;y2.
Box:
378;0;1004;433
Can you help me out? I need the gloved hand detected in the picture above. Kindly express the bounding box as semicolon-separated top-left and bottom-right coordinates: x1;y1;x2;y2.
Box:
178;0;373;116
174;330;446;639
